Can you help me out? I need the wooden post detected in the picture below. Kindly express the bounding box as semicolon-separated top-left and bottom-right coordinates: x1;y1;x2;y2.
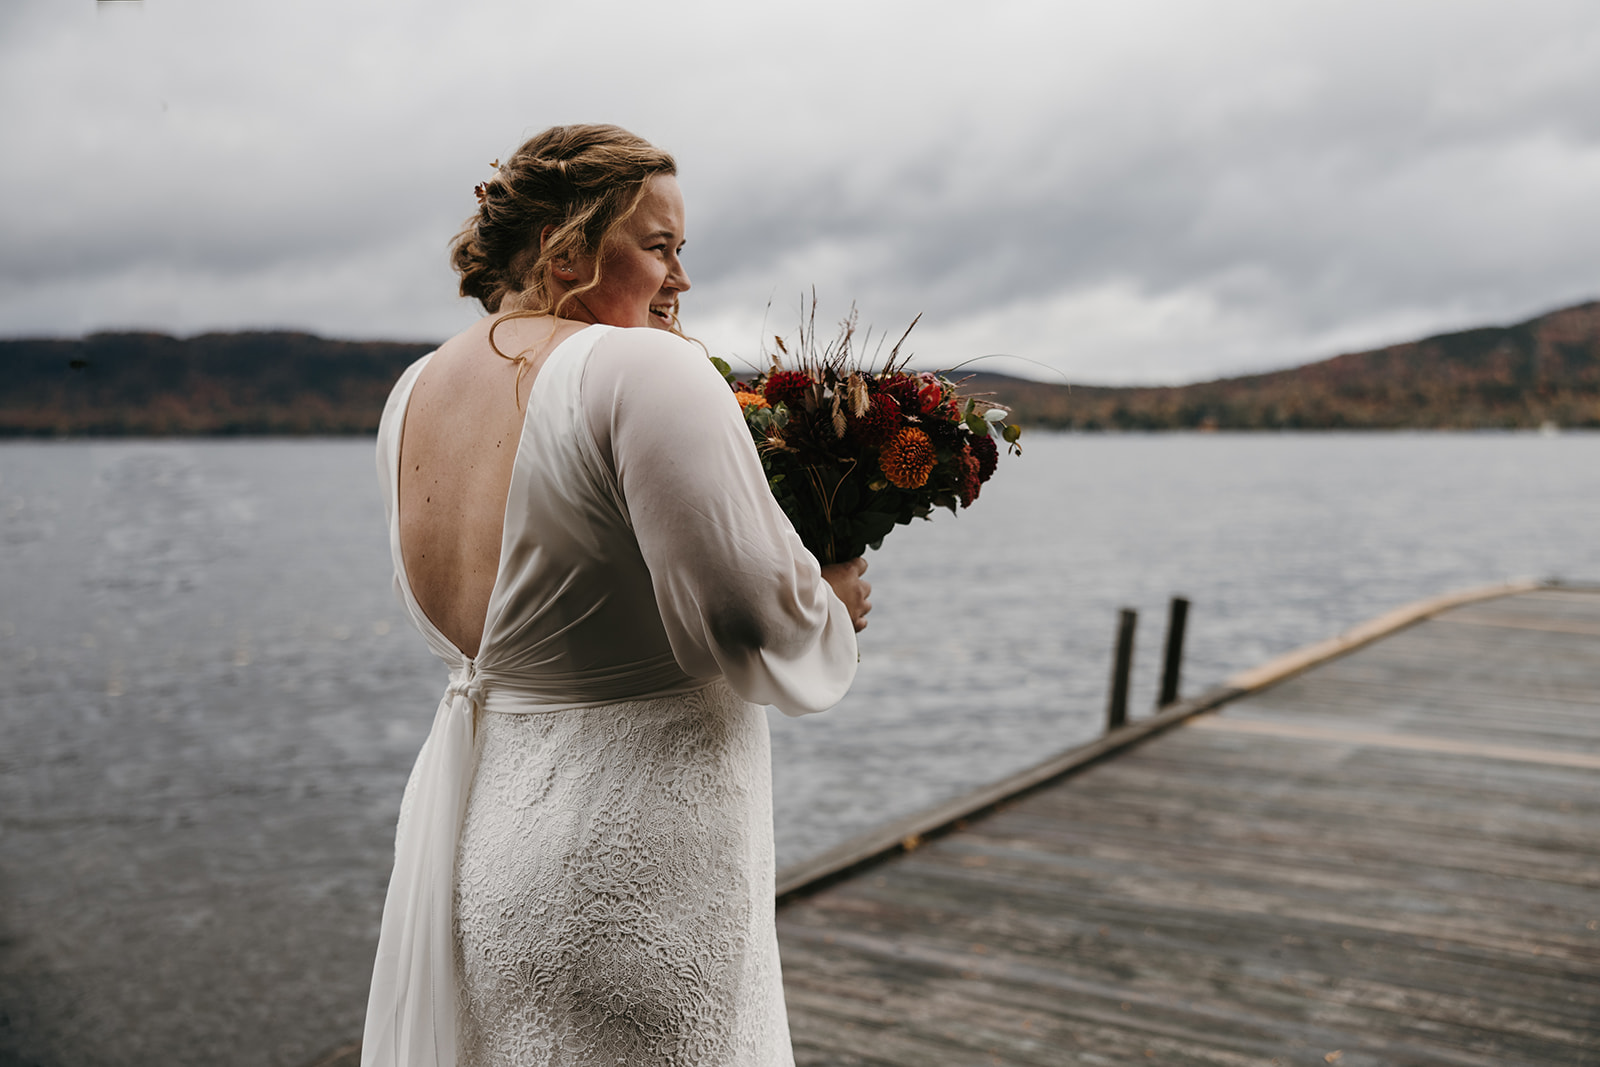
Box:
1158;596;1190;708
1107;608;1137;731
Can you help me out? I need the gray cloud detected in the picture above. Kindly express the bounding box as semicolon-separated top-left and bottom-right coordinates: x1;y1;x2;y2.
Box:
3;0;1599;382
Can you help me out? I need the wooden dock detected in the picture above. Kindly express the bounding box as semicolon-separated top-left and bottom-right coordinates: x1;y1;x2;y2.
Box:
775;584;1600;1066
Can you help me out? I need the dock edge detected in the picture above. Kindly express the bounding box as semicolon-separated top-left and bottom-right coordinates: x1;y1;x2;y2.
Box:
774;577;1556;904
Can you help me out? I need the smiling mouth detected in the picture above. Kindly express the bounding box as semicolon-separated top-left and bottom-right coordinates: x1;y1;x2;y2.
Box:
649;305;674;324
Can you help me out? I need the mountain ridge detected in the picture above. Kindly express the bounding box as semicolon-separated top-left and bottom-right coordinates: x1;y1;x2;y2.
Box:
961;300;1600;430
0;330;436;435
3;301;1597;435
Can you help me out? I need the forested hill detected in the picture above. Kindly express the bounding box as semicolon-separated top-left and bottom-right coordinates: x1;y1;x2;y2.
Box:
3;300;1599;435
966;300;1600;431
0;331;437;435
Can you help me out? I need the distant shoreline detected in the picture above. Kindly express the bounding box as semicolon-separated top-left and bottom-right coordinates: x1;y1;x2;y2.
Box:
4;300;1597;434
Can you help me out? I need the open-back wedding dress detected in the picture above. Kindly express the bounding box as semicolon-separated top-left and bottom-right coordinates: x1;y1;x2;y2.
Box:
363;324;858;1067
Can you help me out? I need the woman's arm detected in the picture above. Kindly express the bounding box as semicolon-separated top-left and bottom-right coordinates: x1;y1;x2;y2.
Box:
582;327;859;715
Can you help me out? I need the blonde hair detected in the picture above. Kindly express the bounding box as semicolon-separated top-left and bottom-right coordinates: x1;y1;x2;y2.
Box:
450;124;679;328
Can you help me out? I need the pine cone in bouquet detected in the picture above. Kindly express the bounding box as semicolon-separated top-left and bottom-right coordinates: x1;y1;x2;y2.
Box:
710;306;1022;565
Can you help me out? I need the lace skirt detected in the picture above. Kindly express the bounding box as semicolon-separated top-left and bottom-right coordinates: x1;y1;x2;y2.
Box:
428;680;793;1067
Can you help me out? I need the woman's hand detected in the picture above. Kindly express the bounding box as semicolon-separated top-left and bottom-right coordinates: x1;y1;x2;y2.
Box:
821;558;872;632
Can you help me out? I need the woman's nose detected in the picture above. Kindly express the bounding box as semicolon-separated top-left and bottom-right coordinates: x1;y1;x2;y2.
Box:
669;256;691;292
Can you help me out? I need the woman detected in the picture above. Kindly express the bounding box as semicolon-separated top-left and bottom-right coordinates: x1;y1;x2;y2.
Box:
362;124;869;1067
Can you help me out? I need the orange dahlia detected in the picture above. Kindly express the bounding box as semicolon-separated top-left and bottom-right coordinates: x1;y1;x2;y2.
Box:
879;427;937;489
734;390;769;409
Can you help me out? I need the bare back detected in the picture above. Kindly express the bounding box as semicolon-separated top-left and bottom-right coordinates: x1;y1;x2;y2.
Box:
397;314;588;657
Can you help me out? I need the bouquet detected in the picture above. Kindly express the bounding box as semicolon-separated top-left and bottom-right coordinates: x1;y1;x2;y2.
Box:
711;309;1022;565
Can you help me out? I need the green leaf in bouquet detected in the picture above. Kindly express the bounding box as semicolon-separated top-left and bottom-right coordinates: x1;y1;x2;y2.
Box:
856;509;899;546
709;356;735;383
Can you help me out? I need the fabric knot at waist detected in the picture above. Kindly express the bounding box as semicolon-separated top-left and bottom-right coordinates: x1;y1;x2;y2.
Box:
445;661;487;718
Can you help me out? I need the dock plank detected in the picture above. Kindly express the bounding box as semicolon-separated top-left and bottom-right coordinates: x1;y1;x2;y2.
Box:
778;588;1600;1066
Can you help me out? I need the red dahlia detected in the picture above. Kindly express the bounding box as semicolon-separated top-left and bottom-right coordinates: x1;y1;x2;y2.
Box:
879;373;921;413
957;444;982;508
762;370;813;407
970;433;999;483
847;392;901;446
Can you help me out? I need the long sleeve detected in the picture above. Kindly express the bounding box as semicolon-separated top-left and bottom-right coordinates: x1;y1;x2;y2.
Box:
582;327;857;716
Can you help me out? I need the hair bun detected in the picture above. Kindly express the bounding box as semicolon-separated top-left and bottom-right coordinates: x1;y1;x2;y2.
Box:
448;124;675;315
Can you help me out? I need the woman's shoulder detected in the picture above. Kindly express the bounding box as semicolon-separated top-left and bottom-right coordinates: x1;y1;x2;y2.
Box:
589;325;705;364
579;328;740;456
586;327;724;395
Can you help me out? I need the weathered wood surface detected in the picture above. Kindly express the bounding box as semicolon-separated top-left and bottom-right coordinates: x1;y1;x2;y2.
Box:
776;582;1542;904
777;587;1600;1066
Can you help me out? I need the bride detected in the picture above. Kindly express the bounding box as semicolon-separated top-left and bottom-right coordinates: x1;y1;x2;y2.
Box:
361;124;870;1067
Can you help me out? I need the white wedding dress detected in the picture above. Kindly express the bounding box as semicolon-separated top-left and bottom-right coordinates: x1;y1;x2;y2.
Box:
363;324;858;1067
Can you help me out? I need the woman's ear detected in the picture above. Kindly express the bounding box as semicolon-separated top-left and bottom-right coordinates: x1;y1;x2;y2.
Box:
541;226;579;281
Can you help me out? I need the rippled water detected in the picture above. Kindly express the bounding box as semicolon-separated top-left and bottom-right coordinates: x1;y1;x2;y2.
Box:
2;433;1598;1066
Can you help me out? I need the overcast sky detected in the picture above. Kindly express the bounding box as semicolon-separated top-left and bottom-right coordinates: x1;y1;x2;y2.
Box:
4;0;1599;383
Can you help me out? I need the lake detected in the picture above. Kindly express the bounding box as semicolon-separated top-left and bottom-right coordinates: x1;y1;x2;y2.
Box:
2;432;1597;1066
